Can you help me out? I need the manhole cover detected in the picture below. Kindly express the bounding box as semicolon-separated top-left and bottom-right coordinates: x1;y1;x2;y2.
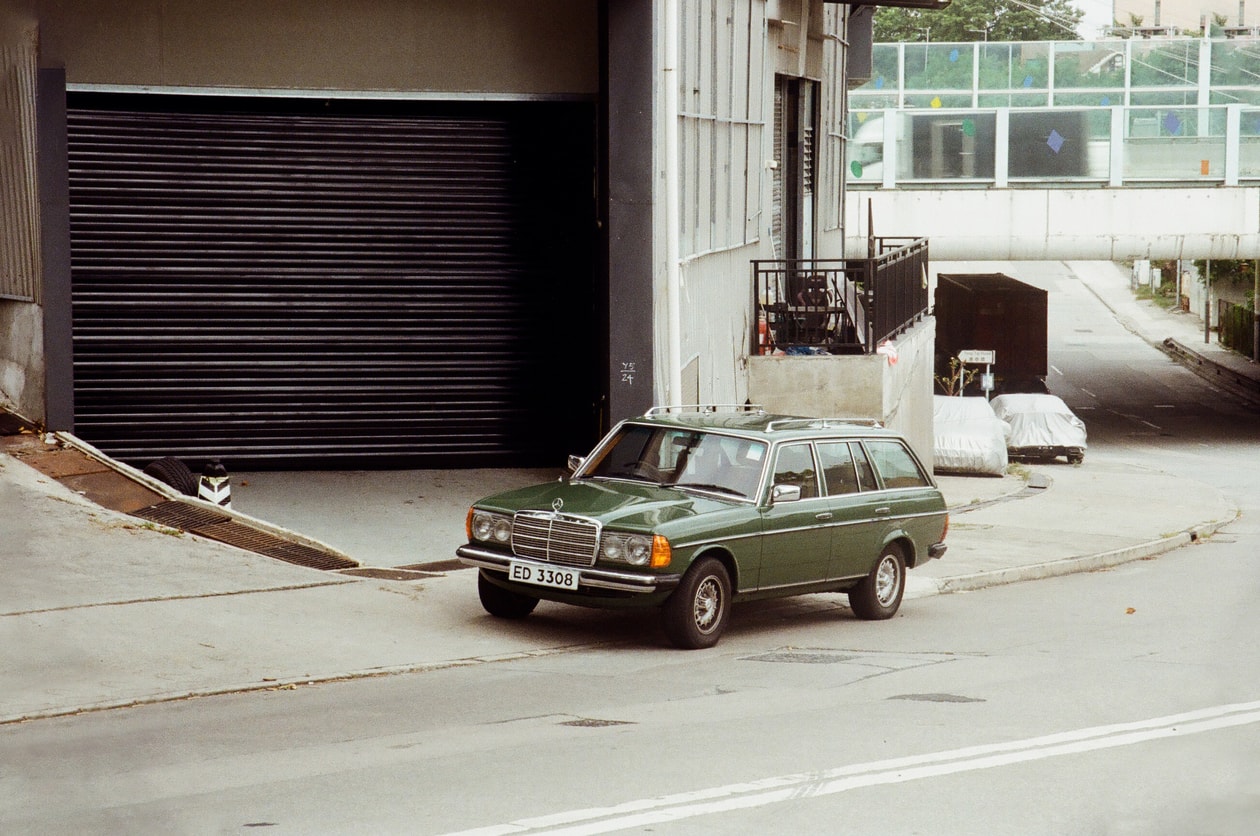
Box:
742;652;858;664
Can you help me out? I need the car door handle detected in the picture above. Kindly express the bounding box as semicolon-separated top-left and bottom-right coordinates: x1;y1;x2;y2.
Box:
874;506;891;515
815;512;833;521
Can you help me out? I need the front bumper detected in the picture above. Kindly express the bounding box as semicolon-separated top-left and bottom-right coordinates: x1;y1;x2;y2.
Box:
1010;445;1082;457
456;544;682;595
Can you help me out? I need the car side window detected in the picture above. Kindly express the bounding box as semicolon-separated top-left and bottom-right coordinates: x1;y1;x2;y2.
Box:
864;439;930;489
771;443;820;499
817;441;859;496
850;442;877;491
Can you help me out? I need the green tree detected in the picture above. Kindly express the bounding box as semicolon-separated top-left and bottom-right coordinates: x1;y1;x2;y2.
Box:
1195;260;1257;310
875;0;1084;42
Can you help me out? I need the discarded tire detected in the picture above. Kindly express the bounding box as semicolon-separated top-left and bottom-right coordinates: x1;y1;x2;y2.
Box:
143;456;198;496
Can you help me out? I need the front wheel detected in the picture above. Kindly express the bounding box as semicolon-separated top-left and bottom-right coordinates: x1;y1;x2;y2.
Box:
662;557;731;649
478;571;539;619
849;544;905;620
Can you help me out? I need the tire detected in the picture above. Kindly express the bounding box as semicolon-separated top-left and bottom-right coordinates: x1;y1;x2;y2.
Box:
142;456;198;496
477;571;539;619
1067;450;1085;465
849;543;906;620
662;557;731;649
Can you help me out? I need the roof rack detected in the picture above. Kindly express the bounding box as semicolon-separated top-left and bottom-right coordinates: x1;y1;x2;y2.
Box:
644;404;765;417
763;417;884;432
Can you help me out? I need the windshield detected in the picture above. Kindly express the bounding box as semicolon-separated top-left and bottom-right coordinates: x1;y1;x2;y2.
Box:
583;424;768;500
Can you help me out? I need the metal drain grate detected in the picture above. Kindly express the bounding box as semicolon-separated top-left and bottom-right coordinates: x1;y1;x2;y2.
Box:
134;501;231;530
133;502;356;571
561;718;636;728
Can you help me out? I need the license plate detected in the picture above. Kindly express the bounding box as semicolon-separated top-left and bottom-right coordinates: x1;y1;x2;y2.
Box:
509;561;580;591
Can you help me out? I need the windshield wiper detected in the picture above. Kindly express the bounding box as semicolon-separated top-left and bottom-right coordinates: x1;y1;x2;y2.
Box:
670;482;745;498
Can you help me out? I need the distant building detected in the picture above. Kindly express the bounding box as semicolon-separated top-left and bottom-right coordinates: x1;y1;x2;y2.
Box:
1111;0;1256;35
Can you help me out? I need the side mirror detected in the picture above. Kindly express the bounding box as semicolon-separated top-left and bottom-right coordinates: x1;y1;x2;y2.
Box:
771;484;802;504
566;454;585;475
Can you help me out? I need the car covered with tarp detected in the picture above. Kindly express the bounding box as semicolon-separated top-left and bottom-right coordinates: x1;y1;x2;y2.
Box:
932;396;1010;476
990;393;1087;464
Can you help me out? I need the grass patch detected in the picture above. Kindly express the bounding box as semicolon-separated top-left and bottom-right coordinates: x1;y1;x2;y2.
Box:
1006;462;1032;480
1133;285;1178;310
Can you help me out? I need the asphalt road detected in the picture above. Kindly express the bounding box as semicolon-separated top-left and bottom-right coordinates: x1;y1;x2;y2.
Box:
4;261;1258;834
4;515;1256;834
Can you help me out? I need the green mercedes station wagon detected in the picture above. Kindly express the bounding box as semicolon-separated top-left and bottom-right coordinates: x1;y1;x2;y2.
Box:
457;406;948;649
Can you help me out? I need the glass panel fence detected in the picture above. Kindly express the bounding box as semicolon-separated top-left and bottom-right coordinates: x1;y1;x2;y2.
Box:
846;104;1251;187
1211;40;1260;87
1239;107;1260;178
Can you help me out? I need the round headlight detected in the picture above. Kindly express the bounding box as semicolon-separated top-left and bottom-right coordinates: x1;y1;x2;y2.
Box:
624;535;652;566
601;536;624;561
472;512;495;541
492;517;512;543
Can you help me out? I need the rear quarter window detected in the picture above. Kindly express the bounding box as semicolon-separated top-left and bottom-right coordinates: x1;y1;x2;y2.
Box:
864;439;931;489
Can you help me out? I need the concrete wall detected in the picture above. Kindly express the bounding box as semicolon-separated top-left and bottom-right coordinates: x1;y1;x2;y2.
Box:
1;5;43;422
606;0;657;425
30;0;596;94
845;187;1260;262
677;244;761;407
0;302;43;421
746;318;937;469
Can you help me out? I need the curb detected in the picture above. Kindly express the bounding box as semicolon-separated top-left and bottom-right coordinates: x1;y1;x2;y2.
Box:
910;515;1236;598
1161;338;1260;405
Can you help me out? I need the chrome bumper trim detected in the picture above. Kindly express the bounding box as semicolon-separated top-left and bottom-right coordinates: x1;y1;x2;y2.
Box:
456;545;681;594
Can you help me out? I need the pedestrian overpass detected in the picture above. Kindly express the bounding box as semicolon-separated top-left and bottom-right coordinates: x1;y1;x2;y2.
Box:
841;37;1260;261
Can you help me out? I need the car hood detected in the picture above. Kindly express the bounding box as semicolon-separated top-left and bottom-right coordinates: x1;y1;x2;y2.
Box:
474;478;736;531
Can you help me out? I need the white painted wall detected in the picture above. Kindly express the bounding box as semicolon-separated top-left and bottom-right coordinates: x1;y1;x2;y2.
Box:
660;1;850;409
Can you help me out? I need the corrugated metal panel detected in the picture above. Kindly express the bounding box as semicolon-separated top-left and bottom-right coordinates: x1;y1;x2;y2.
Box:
0;36;40;302
67;98;597;468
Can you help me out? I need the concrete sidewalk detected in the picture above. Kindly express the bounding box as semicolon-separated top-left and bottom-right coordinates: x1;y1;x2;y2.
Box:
1;438;1237;727
0;260;1253;725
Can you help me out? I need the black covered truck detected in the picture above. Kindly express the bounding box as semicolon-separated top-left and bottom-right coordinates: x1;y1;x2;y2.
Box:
934;273;1048;396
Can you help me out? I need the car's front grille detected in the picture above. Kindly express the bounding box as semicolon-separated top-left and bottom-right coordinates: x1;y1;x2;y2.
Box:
511;512;600;567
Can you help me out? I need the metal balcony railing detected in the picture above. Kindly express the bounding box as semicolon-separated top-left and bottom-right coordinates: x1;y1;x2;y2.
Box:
752;237;930;356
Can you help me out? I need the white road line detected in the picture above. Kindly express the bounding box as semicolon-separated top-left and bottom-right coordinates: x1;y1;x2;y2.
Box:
443;700;1260;836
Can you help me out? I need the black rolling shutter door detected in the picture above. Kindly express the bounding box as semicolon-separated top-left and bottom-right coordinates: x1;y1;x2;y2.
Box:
67;99;596;468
